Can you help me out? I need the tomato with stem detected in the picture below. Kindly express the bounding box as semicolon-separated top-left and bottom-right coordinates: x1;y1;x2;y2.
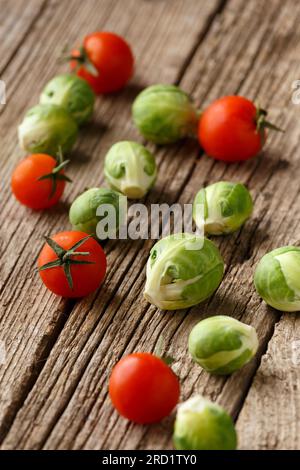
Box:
198;95;283;162
11;150;71;210
109;352;180;424
38;231;107;298
69;32;134;94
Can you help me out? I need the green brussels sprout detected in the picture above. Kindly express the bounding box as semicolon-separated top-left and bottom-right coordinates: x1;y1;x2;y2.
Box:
18;104;78;155
69;187;126;239
254;246;300;312
193;182;253;236
104;141;157;199
144;234;224;310
173;395;237;450
132;84;198;144
188;316;258;375
40;74;95;125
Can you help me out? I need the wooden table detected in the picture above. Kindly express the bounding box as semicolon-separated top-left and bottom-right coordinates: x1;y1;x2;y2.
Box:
0;0;299;450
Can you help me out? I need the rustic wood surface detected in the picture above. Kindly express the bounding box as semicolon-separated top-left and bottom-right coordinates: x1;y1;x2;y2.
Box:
0;0;299;450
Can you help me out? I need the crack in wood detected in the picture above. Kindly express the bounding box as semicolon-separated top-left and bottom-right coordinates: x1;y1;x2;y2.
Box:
175;0;229;85
0;298;75;441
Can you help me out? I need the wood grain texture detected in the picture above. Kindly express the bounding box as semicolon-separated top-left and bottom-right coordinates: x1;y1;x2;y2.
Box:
0;0;222;448
0;0;300;450
236;314;300;449
0;0;46;74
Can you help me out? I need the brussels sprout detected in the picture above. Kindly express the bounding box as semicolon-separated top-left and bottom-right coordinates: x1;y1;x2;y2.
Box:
132;84;198;144
40;74;95;125
188;316;258;375
173;395;237;450
104;141;157;199
254;246;300;312
69;187;126;239
18;104;78;155
144;234;224;310
193;182;253;236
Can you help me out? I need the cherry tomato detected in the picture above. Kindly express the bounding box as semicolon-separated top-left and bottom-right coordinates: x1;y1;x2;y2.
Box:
11;153;70;210
109;352;180;424
70;32;134;94
198;96;280;162
38;231;107;298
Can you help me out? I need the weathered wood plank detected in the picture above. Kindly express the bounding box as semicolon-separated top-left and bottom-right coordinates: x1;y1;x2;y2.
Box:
2;0;299;451
0;0;222;447
236;315;300;450
0;0;46;74
52;0;300;450
0;0;120;438
100;0;300;448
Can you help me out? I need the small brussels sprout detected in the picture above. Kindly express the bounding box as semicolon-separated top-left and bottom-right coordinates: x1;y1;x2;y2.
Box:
18;104;78;155
188;316;258;375
69;187;126;239
173;395;237;450
193;182;253;236
104;141;157;199
40;74;95;125
132;84;198;144
144;234;224;310
254;246;300;312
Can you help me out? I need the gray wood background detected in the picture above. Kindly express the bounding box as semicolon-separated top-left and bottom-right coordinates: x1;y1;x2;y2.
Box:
0;0;299;449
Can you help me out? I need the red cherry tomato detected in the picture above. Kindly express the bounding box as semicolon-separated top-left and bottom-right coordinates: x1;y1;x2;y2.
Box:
11;153;70;210
198;96;280;162
38;231;107;298
70;32;134;94
109;352;180;424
